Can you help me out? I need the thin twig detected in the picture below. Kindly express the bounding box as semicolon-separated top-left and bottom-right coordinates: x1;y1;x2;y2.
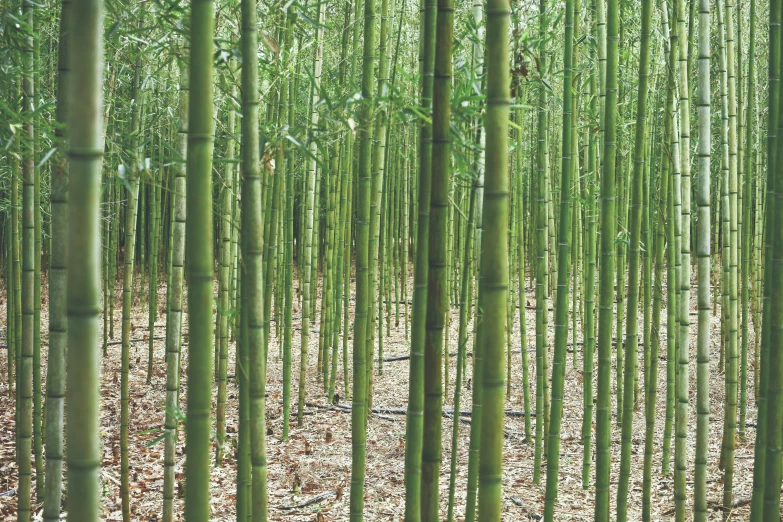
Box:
278;490;336;510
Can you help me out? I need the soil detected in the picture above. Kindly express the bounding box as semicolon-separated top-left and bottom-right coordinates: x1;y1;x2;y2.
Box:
0;269;758;520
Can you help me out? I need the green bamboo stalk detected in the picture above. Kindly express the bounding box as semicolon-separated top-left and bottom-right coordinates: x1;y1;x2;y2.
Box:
736;0;746;444
749;0;777;513
342;85;356;400
506;161;515;399
230;166;240;346
43;1;70;518
103;179;112;358
320;148;334;389
476;0;510;515
282;59;296;440
216;85;236;466
120;51;143;522
139;178;147;306
534;0;550;484
463;114;485;522
32;11;42;497
693;0;711;516
639;121;653;410
661;1;677;476
462;2;484;518
403;0;436;509
542;0;576;509
670;0;686;484
299;0;325;425
762;55;783;518
615;0;651;519
240;0;266;519
594;0;618;511
6;214;15;400
740;0;756;440
331;7;353;405
675;0;692;514
402;137;410;341
325;141;339;396
7;194;16;399
264;22;287;371
237;271;250;522
446;185;476;522
515;118;531;445
162;44;187;522
350;0;376;513
109;175;118;341
420;0;453;511
65;0;104;517
720;0;739;513
642;97;668;521
365;0;392;408
328;145;344;403
753;161;763;396
184;0;215;517
13;146;21;459
377;146;388;379
759;0;783;513
18;2;36;517
147;152;161;384
570;73;581;375
719;0;731;461
582;53;598;490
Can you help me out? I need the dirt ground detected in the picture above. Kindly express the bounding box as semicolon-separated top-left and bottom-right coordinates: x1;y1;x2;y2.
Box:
0;269;758;520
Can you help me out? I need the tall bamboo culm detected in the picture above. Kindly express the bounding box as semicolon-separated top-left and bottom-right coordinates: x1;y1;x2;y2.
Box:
350;0;376;514
616;0;652;518
543;0;575;511
761;0;783;511
120;53;143;522
749;0;778;514
476;0;510;515
65;0;104;517
184;0;215;519
594;0;619;513
419;0;453;511
18;2;36;518
693;0;711;517
403;0;436;511
43;0;70;518
162;43;188;522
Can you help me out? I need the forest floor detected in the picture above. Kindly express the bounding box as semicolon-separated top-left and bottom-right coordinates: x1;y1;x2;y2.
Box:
0;268;759;521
